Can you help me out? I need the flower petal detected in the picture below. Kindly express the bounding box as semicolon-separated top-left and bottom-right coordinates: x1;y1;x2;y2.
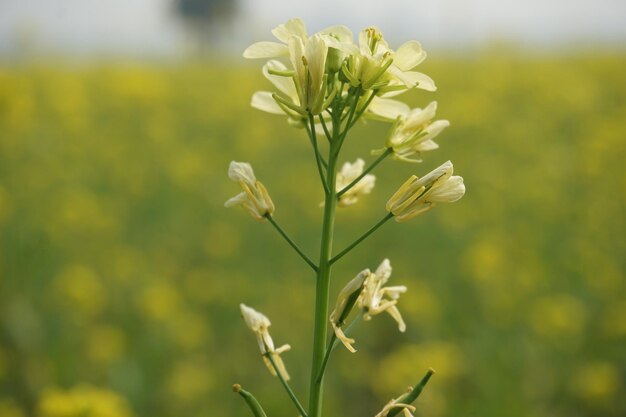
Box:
251;91;284;115
368;97;410;122
394;41;427;71
271;18;307;43
243;41;289;59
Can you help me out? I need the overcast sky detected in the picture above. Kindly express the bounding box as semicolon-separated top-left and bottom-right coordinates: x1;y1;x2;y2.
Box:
1;0;625;56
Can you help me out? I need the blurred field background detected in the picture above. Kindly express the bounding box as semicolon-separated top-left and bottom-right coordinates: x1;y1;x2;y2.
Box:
1;1;626;417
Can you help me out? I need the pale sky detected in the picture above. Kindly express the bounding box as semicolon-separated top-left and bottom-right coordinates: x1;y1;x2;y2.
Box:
1;0;625;56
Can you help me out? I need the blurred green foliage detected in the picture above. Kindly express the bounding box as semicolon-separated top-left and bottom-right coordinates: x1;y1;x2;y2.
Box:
0;52;625;417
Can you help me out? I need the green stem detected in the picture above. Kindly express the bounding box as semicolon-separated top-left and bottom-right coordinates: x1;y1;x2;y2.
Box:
347;90;377;130
308;133;340;417
318;114;332;142
336;148;392;199
266;215;318;272
232;384;268;417
316;333;337;385
331;212;394;265
334;89;361;156
307;114;330;195
265;354;308;417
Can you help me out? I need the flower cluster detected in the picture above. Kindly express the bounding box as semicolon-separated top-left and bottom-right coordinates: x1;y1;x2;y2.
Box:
244;18;434;126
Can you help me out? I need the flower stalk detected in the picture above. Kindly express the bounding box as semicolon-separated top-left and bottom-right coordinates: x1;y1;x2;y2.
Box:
265;214;318;272
265;353;308;417
230;17;466;417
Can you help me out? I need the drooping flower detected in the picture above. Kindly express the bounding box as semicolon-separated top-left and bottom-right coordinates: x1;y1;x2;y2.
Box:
336;158;376;207
386;160;465;222
240;304;291;381
329;269;369;352
225;161;275;221
358;259;407;332
370;99;449;162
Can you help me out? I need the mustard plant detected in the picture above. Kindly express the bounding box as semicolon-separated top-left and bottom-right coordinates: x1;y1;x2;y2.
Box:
228;18;465;417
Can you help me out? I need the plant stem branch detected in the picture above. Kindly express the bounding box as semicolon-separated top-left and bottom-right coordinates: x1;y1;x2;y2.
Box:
307;114;330;195
348;90;377;130
318;114;332;142
336;148;392;199
266;215;318;272
331;212;394;265
308;119;341;417
265;354;308;417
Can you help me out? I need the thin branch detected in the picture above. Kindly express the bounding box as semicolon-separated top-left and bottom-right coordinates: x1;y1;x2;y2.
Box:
336;148;392;199
330;212;394;265
266;215;318;272
315;314;362;383
347;90;377;130
318;114;332;143
265;353;309;417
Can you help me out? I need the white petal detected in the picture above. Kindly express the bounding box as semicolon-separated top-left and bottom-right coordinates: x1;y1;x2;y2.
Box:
224;192;247;208
368;97;410;121
422;119;450;140
251;91;285;115
243;41;289;59
402;71;437;91
394;41;427;71
228;161;256;183
386;305;407;332
272;18;307;43
319;25;353;43
427;176;465;203
375;259;392;281
415;160;453;189
263;60;298;98
240;304;270;331
405;101;438;128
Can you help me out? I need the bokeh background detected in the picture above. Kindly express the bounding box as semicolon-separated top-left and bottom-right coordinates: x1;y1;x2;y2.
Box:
1;1;625;417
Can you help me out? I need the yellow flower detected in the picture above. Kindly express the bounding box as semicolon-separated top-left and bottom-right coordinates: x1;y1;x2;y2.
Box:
240;304;291;381
336;158;376;207
225;161;274;221
358;259;408;332
386;161;465;222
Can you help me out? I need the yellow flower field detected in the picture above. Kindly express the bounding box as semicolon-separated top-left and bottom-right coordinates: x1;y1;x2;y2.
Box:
0;53;625;417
